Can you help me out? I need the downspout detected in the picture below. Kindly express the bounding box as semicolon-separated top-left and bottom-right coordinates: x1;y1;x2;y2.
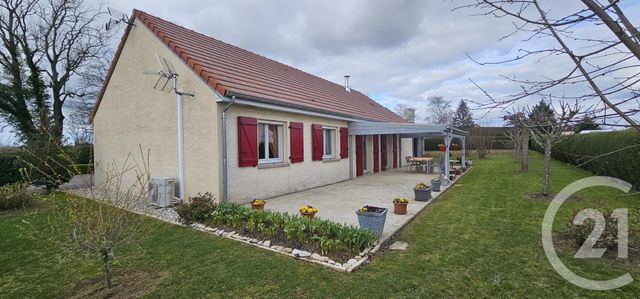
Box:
221;95;236;203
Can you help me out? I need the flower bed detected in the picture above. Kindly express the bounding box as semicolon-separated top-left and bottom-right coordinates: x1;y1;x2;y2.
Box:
196;203;378;263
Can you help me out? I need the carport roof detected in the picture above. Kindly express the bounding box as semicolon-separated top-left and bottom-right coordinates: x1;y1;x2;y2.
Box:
348;122;467;138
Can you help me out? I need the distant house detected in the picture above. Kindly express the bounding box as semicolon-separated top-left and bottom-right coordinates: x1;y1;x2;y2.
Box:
91;10;466;203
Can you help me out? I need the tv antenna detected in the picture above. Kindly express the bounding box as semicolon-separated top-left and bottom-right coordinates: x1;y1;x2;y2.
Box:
105;7;135;31
144;54;195;200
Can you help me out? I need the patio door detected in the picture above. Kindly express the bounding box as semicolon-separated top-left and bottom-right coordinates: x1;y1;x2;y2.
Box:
362;137;368;172
380;135;387;171
355;135;364;177
373;135;380;172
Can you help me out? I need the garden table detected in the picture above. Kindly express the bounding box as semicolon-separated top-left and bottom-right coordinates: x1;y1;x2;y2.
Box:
409;157;433;173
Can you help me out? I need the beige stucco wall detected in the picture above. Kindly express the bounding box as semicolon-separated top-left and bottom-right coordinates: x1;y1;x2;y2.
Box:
93;18;219;199
223;104;350;203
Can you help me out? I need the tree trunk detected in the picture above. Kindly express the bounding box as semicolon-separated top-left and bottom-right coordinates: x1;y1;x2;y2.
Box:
521;129;529;172
543;144;551;197
101;250;112;289
514;139;521;161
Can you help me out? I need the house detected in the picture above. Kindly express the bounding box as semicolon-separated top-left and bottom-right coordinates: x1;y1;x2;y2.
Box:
91;10;467;203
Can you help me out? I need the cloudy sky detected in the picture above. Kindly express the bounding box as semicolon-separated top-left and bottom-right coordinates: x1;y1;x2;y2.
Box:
102;0;639;126
1;0;639;144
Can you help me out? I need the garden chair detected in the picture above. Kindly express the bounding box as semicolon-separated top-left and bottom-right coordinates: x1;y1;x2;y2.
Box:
405;156;417;172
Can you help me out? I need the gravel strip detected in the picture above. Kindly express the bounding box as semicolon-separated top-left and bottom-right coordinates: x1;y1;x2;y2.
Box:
65;188;181;224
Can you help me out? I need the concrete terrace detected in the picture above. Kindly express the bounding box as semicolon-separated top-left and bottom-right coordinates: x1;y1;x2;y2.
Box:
264;168;462;243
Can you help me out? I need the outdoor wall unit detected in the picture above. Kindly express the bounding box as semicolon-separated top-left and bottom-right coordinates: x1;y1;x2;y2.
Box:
148;177;176;208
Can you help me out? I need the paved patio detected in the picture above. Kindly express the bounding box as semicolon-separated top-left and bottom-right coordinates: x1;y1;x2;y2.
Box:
265;168;460;242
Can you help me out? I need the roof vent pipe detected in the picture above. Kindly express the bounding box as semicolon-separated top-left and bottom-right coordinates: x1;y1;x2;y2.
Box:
344;75;351;92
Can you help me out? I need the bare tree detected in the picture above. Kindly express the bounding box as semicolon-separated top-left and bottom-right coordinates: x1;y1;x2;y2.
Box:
468;125;495;159
459;0;640;132
424;96;453;124
0;0;113;145
524;101;580;196
504;110;530;171
394;103;416;123
46;148;151;290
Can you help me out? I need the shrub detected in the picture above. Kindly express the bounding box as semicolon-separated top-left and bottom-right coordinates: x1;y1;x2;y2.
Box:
208;203;377;255
0;182;36;210
175;192;218;224
531;130;639;189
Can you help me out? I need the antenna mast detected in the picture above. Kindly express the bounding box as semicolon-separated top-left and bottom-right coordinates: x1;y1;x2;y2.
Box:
144;54;195;200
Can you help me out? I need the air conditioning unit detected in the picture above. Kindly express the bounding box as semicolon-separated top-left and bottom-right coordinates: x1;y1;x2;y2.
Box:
148;177;176;208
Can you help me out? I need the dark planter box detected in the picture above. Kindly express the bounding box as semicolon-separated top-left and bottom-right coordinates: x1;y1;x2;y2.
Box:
414;188;432;201
431;179;442;192
356;207;387;238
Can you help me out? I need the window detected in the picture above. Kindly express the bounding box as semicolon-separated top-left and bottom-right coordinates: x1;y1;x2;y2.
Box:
322;127;336;159
258;121;284;164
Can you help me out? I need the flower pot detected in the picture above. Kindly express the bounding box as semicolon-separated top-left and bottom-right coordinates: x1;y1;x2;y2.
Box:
431;179;441;192
356;207;387;238
300;212;316;218
393;202;408;215
438;145;446;152
414;188;432;202
251;203;265;210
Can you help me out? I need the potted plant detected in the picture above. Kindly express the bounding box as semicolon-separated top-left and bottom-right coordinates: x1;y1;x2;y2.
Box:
451;143;460;151
356;205;387;238
299;205;318;218
251;199;266;210
392;197;409;215
438;143;446;152
431;177;442;192
414;182;432;202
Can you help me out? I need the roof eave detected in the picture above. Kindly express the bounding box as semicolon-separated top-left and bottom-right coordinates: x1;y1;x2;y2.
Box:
223;91;392;123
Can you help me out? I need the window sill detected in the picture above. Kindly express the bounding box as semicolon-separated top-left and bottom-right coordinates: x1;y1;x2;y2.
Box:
258;162;289;169
322;157;341;163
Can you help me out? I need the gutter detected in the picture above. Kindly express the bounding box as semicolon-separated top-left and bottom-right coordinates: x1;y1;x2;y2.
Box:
221;95;236;203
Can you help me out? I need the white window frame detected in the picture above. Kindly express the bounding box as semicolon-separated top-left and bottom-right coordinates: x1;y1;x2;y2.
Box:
258;120;285;164
322;127;337;159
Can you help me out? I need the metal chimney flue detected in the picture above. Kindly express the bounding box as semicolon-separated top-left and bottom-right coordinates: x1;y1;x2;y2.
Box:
344;75;351;92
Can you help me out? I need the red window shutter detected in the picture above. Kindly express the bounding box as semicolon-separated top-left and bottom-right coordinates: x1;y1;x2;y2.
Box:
237;116;258;167
289;122;304;163
339;127;349;159
311;124;323;161
392;134;398;168
373;135;379;172
381;135;387;171
355;135;364;176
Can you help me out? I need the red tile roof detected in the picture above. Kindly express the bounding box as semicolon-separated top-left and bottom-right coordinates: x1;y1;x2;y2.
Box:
91;9;406;123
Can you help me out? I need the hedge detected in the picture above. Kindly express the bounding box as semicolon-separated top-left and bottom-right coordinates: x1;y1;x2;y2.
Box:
0;144;94;187
532;130;639;189
0;153;23;186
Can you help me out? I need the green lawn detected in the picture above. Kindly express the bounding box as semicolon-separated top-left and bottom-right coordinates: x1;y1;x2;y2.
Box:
2;153;639;298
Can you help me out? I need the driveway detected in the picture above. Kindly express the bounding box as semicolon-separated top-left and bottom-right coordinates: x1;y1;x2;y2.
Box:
265;168;460;242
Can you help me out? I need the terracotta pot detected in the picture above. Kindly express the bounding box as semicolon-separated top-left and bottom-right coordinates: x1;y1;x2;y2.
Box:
438;145;446;152
251;203;265;210
300;212;316;218
393;202;408;215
